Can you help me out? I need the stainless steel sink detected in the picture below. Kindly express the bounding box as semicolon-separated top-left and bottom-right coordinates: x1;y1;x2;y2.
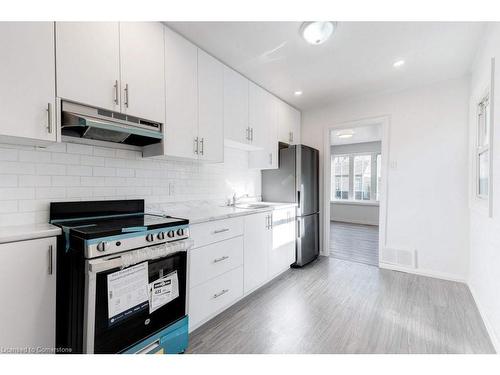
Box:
234;203;271;209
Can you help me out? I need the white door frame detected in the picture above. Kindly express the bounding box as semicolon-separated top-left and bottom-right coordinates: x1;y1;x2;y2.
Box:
322;115;390;263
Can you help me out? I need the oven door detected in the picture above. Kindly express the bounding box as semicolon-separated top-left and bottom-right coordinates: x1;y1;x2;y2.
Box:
84;243;189;353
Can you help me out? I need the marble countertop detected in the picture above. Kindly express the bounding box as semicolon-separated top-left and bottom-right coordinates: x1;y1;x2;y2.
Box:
148;201;297;225
0;223;62;244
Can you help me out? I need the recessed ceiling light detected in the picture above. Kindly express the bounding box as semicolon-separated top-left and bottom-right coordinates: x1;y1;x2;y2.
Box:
393;59;405;68
300;21;337;45
294;90;303;96
337;130;355;139
338;133;353;139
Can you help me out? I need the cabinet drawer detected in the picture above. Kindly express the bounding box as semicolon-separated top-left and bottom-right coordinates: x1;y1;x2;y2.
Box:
190;216;244;248
189;236;243;288
188;266;243;330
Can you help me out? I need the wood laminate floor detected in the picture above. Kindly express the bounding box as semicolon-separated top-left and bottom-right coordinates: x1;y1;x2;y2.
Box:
187;257;494;354
330;221;379;266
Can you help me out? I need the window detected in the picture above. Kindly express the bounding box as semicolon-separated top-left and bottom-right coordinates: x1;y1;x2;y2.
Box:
332;155;350;200
354;155;372;200
332;152;381;202
476;95;490;199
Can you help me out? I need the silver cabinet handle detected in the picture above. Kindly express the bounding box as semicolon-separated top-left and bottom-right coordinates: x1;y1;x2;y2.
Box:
246;127;250;141
46;103;52;134
269;153;273;165
213;255;229;263
213;289;229;299
48;245;53;275
213;228;229;234
113;80;119;105
250;127;254;141
200;137;204;155
269;214;273;229
194;137;199;155
124;83;129;108
289;131;293;143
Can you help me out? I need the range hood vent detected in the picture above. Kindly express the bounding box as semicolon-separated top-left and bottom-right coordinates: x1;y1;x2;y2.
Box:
61;101;163;147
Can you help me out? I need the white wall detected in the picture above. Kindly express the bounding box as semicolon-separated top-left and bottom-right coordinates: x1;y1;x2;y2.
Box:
0;143;260;226
467;23;500;352
302;77;470;280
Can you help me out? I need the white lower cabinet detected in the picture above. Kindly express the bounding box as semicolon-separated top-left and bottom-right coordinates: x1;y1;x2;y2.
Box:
0;237;56;350
243;212;272;294
269;207;296;278
189;236;244;288
189;266;243;330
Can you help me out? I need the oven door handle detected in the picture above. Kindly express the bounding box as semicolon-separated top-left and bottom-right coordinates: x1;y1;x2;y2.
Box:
88;239;194;273
135;339;161;354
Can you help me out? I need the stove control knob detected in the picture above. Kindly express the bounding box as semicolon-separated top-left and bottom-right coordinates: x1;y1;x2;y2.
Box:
146;233;155;242
177;228;184;236
96;241;106;252
157;231;165;240
167;230;175;238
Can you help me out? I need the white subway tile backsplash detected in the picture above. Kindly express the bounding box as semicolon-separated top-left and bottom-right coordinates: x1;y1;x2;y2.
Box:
80;155;105;166
52;152;80;165
0;175;17;187
0;148;18;161
0;161;36;175
0;142;260;224
19;150;51;163
67;143;94;155
19;175;51;187
36;163;66;176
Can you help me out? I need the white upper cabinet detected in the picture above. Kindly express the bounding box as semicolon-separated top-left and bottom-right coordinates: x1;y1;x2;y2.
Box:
198;49;224;163
56;22;121;112
278;99;301;145
119;22;165;123
248;84;278;169
0;22;56;145
164;26;199;160
223;67;249;145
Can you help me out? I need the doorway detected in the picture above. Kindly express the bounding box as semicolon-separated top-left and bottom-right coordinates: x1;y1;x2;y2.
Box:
322;117;389;267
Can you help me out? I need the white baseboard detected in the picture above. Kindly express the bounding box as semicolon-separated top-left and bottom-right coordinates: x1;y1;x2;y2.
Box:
468;283;499;353
378;262;466;283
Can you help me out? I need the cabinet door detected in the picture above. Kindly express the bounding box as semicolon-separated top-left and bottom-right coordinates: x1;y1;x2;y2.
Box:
278;100;301;145
248;89;278;169
223;66;249;145
119;22;165;123
0;22;56;143
0;237;56;349
56;22;120;112
243;212;271;294
198;49;224;163
164;26;199;160
269;208;296;278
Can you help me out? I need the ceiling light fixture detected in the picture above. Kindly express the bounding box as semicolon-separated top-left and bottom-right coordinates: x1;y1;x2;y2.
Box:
393;59;405;68
294;90;303;96
337;130;355;139
300;21;337;45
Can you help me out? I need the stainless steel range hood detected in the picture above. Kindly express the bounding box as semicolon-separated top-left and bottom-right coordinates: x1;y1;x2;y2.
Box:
61;101;163;147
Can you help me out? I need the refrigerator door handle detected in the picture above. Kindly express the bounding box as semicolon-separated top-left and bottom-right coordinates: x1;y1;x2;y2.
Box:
297;190;300;208
297;219;300;238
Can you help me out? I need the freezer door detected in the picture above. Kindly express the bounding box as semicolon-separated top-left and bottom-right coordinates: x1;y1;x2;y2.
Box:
295;213;319;267
297;145;319;216
261;145;297;203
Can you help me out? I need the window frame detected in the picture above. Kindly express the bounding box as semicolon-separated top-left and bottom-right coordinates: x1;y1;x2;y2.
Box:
331;151;381;203
476;94;491;201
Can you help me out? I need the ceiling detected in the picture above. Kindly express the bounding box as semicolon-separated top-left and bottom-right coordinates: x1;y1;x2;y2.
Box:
167;22;486;111
331;124;382;145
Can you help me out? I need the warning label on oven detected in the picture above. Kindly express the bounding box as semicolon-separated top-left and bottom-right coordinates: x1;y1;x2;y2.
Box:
107;262;149;326
149;271;179;314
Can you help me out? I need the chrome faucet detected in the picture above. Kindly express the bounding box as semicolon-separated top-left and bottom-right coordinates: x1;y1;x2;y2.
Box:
228;193;249;206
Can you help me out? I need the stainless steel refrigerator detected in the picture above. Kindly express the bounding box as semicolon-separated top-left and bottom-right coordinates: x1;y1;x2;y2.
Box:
262;144;319;267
